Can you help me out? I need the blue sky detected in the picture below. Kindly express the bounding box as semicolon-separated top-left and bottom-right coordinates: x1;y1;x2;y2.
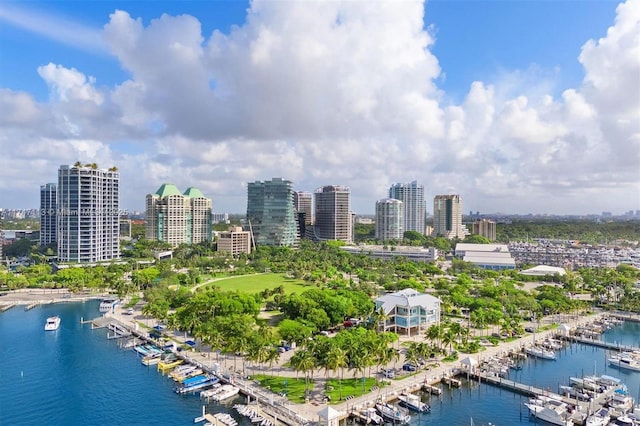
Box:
0;0;637;214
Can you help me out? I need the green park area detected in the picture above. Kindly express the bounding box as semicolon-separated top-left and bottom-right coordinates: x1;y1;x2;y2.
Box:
253;375;381;404
198;273;308;295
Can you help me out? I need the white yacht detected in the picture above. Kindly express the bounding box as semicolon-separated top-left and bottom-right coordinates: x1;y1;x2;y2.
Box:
211;384;240;402
526;346;556;360
376;403;411;424
397;392;430;412
585;407;611;426
524;396;574;426
44;316;61;331
99;299;120;313
609;354;640;372
360;407;384;425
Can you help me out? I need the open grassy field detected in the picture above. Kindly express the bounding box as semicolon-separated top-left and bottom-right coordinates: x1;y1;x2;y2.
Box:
199;273;309;294
253;375;311;403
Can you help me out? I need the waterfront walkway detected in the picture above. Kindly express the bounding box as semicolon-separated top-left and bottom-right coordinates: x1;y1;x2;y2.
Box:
558;334;640;352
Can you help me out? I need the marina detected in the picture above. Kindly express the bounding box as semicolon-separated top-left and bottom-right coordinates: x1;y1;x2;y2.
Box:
4;299;640;425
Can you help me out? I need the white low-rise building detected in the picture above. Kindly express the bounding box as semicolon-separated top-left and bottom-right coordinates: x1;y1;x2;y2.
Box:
374;288;441;337
454;243;516;270
341;245;438;262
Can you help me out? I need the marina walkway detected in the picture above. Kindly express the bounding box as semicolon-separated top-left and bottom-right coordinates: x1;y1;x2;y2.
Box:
558;334;640;353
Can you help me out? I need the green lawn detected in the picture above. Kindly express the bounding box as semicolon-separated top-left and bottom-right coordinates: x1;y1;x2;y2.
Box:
198;273;309;294
253;375;311;403
325;377;382;402
252;374;383;404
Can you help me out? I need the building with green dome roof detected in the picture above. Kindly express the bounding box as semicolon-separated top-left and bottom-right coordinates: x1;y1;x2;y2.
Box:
145;184;212;246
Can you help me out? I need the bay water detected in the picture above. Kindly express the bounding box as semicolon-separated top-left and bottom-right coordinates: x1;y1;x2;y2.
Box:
1;301;639;426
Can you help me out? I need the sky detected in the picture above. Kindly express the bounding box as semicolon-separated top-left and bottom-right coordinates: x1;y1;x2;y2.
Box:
0;0;638;216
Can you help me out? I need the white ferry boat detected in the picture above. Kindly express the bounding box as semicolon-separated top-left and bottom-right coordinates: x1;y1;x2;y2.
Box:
44;316;61;331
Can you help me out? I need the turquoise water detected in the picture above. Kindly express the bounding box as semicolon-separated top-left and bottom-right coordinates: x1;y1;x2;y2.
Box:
1;303;639;426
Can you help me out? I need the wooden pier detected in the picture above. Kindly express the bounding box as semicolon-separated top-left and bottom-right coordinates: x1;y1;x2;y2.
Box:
441;376;462;387
466;370;558;399
558;334;640;353
421;383;442;395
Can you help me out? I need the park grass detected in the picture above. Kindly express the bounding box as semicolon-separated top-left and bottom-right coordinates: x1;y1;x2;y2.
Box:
253;375;311;403
325;377;381;402
198;273;309;294
252;374;382;404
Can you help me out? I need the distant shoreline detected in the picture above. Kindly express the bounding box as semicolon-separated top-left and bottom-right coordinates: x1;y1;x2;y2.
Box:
0;288;108;305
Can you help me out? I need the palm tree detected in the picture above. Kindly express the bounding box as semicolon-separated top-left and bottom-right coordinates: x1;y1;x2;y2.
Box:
290;349;316;396
426;324;443;351
500;319;513;338
441;329;456;354
374;306;390;332
449;322;463;343
265;347;281;377
405;342;420;368
326;344;348;400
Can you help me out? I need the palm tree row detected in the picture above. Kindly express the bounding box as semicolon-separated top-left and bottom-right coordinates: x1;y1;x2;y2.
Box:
288;327;399;400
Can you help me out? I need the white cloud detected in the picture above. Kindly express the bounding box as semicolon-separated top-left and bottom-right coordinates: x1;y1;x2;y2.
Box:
0;0;638;215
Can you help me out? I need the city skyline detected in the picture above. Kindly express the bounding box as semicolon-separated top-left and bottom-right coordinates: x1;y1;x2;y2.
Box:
0;1;638;215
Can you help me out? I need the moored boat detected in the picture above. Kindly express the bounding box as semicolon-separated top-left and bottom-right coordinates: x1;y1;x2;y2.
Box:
213;413;238;426
609;354;640;372
44;316;61;331
375;403;410;424
99;298;120;313
397;392;430;413
360;407;383;425
524;396;573;426
585;407;610;426
525;346;556;360
210;384;240;402
176;375;219;394
158;357;183;373
142;351;163;366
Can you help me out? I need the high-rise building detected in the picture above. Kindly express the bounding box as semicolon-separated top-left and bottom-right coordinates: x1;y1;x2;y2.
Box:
375;198;404;241
314;185;353;243
433;194;467;240
294;191;313;226
217;226;252;255
389;181;425;234
145;184;212;247
472;219;497;241
40;183;57;246
57;164;120;263
246;178;298;247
